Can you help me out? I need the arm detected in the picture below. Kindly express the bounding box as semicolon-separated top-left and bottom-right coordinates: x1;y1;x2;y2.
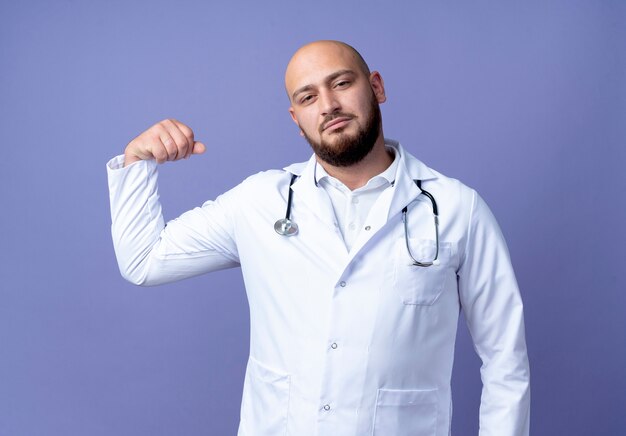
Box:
457;191;530;436
107;119;239;286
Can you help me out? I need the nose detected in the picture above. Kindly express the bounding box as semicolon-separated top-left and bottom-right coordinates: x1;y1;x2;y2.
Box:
319;89;341;116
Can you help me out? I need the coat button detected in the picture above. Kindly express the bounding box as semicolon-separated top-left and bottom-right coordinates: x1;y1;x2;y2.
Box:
331;343;338;349
323;404;331;411
339;281;346;287
364;225;371;231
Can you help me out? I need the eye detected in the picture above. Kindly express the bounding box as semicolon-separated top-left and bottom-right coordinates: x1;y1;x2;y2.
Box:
300;94;315;105
334;79;351;88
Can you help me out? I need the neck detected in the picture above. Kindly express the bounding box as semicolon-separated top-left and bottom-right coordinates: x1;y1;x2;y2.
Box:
317;136;393;190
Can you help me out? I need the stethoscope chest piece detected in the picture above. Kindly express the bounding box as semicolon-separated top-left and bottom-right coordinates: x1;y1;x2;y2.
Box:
274;218;298;236
275;173;300;237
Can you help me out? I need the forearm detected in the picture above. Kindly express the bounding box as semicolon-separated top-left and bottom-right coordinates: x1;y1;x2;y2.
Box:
459;191;530;435
107;156;166;285
475;302;530;436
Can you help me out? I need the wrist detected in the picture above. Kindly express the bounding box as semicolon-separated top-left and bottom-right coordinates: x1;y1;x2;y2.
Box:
123;152;141;168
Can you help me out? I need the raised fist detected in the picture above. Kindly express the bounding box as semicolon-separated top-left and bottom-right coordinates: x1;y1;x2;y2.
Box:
124;119;206;167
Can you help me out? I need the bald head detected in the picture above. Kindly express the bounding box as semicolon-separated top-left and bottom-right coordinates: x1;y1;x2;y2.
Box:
284;40;387;171
285;40;371;102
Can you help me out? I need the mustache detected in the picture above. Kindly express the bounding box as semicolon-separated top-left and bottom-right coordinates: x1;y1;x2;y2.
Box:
319;113;355;133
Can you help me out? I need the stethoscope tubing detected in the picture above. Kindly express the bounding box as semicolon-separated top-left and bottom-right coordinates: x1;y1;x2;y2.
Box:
274;174;439;267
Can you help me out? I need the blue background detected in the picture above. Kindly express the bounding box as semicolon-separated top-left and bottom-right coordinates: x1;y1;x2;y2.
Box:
1;0;624;434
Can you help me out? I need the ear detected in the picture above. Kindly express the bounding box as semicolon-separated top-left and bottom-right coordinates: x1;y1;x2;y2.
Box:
288;107;305;136
288;106;297;123
369;71;386;104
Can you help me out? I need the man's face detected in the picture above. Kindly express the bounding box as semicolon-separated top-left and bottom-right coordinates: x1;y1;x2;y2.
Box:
285;42;386;167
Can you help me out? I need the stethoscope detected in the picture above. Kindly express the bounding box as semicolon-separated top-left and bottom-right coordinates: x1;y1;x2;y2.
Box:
274;174;439;267
273;174;300;236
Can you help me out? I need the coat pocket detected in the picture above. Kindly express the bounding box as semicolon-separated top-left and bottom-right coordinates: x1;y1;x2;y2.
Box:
372;388;438;436
394;238;452;305
238;357;290;436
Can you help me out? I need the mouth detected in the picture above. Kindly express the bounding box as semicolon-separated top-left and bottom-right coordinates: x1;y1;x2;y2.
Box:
321;116;353;132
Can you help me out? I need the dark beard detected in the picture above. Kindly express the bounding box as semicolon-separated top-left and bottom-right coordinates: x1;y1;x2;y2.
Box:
302;97;382;167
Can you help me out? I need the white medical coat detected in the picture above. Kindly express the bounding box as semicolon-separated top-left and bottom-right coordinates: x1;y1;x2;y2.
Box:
107;140;530;436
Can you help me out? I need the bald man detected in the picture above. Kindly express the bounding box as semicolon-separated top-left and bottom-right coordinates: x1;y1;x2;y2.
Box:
108;40;530;436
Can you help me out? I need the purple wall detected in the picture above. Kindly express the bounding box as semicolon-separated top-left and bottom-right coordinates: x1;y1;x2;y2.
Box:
1;1;624;435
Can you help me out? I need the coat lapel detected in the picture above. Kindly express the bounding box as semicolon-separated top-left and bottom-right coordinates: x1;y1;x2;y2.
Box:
284;156;349;257
283;141;439;266
348;141;439;262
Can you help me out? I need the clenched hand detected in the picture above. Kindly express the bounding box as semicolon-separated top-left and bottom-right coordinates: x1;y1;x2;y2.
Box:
124;119;206;167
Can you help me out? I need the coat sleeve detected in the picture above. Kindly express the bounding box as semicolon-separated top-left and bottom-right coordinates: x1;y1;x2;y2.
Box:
457;190;530;436
106;155;240;286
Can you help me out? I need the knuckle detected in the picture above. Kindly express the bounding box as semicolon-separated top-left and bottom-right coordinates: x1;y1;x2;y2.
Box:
173;119;194;138
162;135;173;146
149;124;165;139
153;147;166;160
162;140;173;153
156;119;174;134
179;122;192;135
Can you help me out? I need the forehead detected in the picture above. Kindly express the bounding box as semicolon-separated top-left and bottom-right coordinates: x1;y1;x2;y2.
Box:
285;43;364;96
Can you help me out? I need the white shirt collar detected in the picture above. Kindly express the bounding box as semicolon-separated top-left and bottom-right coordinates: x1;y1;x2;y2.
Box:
314;145;400;193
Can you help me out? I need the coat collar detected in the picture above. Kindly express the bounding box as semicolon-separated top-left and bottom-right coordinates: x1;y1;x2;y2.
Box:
385;139;438;220
283;139;438;220
283;139;436;180
283;153;335;231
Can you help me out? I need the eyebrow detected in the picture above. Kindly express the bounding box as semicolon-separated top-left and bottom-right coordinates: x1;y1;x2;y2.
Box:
291;69;356;101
